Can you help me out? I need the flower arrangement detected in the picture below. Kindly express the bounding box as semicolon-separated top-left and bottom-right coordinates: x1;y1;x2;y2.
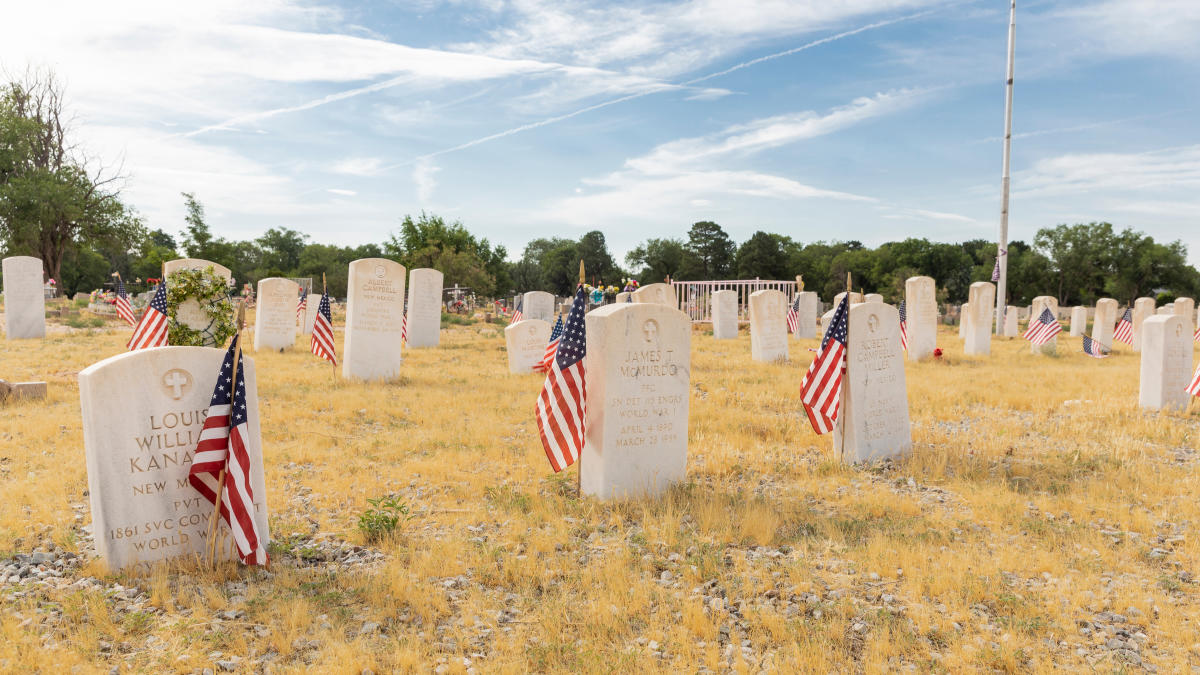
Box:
164;267;237;347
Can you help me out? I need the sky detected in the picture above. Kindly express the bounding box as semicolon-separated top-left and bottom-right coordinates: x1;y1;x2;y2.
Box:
2;0;1198;264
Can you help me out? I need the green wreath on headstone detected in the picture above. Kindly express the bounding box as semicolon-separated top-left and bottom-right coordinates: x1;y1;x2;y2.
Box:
165;267;236;347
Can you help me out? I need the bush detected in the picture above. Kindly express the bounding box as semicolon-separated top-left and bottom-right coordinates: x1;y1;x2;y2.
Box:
356;495;414;543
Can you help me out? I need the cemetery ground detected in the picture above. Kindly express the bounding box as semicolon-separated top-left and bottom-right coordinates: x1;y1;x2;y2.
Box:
3;310;1200;674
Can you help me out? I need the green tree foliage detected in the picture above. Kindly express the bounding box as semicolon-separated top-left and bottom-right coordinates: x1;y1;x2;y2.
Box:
384;212;509;296
736;231;791;280
682;221;733;279
626;238;688;282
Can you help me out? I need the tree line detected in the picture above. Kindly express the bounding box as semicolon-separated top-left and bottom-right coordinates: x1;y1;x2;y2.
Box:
3;71;1198;306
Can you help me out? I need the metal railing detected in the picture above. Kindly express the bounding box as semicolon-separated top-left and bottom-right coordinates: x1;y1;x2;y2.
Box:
671;279;798;323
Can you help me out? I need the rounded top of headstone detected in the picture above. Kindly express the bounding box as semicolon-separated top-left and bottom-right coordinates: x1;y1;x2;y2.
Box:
163;258;232;281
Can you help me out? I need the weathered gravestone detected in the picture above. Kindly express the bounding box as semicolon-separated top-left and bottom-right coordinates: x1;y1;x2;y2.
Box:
834;291;864;306
1157;306;1174;316
1070;306;1088;337
864;293;883;304
1030;296;1059;354
522;291;555;323
78;347;269;572
958;303;970;339
504;319;551;373
580;302;690;499
1093;298;1118;349
711;289;738;340
163;258;232;280
963;282;994;356
301;292;319;336
254;278;299;351
405;268;444;348
2;256;46;339
794;291;818;339
1139;315;1193;411
1175;298;1195;337
632;283;676;307
904;276;937;360
0;379;47;402
614;292;632;303
1003;306;1019;337
834;302;913;463
343;258;406;381
1132;297;1156;351
749;290;788;362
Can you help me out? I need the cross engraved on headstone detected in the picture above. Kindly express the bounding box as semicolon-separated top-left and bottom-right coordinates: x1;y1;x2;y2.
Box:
162;370;190;400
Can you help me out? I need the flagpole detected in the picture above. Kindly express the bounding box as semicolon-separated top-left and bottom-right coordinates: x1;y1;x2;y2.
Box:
206;301;246;565
995;0;1016;335
577;259;585;495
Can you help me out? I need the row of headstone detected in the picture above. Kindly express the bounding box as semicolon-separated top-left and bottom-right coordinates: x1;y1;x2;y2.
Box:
342;260;444;380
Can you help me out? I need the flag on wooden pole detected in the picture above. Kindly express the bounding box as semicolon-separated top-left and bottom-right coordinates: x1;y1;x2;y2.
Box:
898;300;908;352
127;281;169;350
1082;335;1109;358
296;287;308;324
1113;308;1133;346
1022;307;1062;346
799;295;848;434
786;295;800;334
311;277;337;366
535;314;564;374
114;276;136;326
510;297;523;324
535;282;587;472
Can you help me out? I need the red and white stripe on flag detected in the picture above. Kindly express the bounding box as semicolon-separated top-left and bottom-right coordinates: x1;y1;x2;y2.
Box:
310;294;337;365
799;297;848;435
115;295;136;326
1022;309;1062;346
1187;364;1200;398
535;286;587;472
128;283;169;351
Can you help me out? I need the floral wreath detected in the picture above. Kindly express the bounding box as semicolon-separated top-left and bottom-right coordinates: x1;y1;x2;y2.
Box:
165;267;236;347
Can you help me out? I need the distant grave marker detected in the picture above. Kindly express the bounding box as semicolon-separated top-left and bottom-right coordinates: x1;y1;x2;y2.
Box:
711;290;738;340
1139;315;1192;411
343;258;406;381
904;276;937;360
254;278;299;351
504;319;551;373
749;289;788;362
2;256;46;339
963;283;994;356
406;268;444;348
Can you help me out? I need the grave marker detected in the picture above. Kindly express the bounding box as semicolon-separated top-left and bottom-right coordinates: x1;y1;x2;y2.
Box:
904;276;937;360
504;319;552;373
1132;297;1155;351
522;291;555;323
963;282;994;355
794;291;818;339
406;268;444;348
343;258;406;381
1003;306;1018;336
1174;298;1195;337
835;302;912;463
749;289;788;362
253;278;299;351
78;346;269;572
1069;306;1088;336
1093;298;1118;348
1139;315;1193;411
580;302;690;499
958;303;970;339
632;283;676;307
2;256;46;339
1030;296;1059;354
711;290;738;340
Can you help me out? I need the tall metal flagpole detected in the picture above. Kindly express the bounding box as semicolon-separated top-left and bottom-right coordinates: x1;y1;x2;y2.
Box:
995;0;1016;334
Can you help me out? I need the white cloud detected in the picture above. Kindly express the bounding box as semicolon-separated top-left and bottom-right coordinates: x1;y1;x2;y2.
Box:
1014;145;1200;198
413;159;440;203
326;188;357;196
1052;0;1200;59
330;157;386;177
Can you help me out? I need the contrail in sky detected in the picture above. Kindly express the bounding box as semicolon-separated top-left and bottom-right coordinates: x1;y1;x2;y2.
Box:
387;7;941;168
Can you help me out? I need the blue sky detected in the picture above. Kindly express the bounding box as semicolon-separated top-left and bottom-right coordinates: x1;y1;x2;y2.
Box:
3;0;1198;263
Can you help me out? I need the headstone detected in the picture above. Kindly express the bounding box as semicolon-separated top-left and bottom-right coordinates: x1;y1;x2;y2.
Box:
1157;306;1174;316
904;276;937;360
749;290;788;362
615;292;632;303
835;302;912;463
1069;306;1088;336
1030;296;1059;354
963;282;994;355
958;302;970;339
1175;298;1195;340
864;293;883;303
0;379;47;402
1139;315;1192;411
343;258;406;381
406;268;444;348
504;319;551;373
711;290;738;339
522;291;555;323
1093;298;1118;348
253;278;299;351
1132;297;1155;351
794;291;818;339
631;283;675;307
162;258;232;281
78;346;269;572
301;292;319;335
2;256;46;339
1003;306;1018;336
834;291;864;306
580;302;690;499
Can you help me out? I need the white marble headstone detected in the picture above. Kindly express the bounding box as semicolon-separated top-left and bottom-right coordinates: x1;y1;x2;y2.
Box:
406;268;444;348
521;291;555;323
1139;315;1192;411
1156;306;1174;316
1069;306;1088;337
2;256;46;339
580;302;690;500
794;291;818;339
864;293;883;304
1003;305;1019;336
163;258;232;281
1174;298;1195;336
963;283;994;355
78;346;269;572
614;292;632;303
632;283;676;307
835;302;912;463
301;291;319;336
749;289;788;362
711;289;738;340
1132;297;1156;351
904;276;937;360
1030;296;1059;354
504;319;551;373
343;258;406;381
253;278;299;351
1093;298;1118;349
958;303;970;339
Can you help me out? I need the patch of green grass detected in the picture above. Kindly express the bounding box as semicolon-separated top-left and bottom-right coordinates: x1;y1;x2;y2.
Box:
357;495;415;543
484;485;533;514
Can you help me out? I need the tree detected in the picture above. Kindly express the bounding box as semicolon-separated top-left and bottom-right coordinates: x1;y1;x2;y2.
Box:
384;212;506;295
682;221;733;279
255;227;308;277
576;230;621;285
0;71;143;282
735;231;790;279
626;238;688;282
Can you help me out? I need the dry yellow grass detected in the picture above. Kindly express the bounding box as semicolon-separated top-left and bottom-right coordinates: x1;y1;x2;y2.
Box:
2;312;1200;673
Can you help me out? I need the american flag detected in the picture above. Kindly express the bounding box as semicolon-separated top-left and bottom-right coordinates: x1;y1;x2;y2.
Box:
310;292;336;365
1194;326;1200;343
991;249;1005;282
510;297;523;325
786;295;800;334
536;285;586;472
1188;363;1200;397
127;282;169;351
188;336;268;566
114;277;136;326
535;314;564;374
799;295;848;435
296;287;307;323
1113;308;1133;345
1081;335;1109;358
1022;307;1062;346
400;313;408;345
898;300;908;352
